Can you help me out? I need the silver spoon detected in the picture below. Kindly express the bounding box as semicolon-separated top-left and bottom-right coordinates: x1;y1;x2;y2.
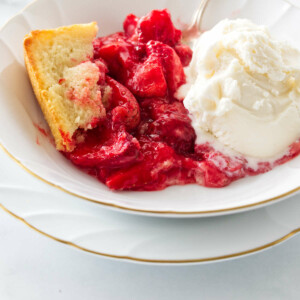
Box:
182;0;210;41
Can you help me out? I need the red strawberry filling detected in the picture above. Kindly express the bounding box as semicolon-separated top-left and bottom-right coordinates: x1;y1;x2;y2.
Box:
63;9;300;191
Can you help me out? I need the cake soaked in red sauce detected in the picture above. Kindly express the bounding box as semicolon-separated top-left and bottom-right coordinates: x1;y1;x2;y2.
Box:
64;9;300;191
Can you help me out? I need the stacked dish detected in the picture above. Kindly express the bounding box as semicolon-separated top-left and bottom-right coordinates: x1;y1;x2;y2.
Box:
0;0;299;264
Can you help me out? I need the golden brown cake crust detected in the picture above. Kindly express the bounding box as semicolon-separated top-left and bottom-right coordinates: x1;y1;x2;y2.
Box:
24;23;103;152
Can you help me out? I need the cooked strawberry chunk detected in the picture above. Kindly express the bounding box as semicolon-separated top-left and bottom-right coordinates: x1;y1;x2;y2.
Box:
174;44;193;67
94;42;133;80
203;151;246;179
106;140;184;190
138;98;196;154
105;76;140;129
127;9;181;46
126;56;167;97
198;161;232;188
93;32;127;53
147;115;195;154
123;14;139;38
146;41;185;94
93;58;108;84
69;128;141;169
140;97;188;119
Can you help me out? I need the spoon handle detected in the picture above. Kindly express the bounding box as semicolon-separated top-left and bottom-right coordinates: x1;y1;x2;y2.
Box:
182;0;209;40
190;0;210;30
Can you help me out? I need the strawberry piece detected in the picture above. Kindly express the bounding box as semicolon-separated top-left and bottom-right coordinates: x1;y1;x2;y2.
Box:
123;14;139;38
146;41;185;94
199;161;232;188
204;151;246;179
148;115;195;154
126;56;167;97
69;128;141;169
139;98;195;154
106;76;140;129
174;44;193;67
93;32;127;53
130;9;182;46
140;97;189;120
106;140;180;190
95;42;133;80
93;58;108;85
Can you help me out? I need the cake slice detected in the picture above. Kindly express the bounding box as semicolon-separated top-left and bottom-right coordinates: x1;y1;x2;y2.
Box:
24;22;106;152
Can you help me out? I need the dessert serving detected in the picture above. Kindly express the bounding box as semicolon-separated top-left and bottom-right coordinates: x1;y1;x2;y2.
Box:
24;9;300;191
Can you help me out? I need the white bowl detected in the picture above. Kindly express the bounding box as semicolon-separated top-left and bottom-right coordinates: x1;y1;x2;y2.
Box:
0;0;299;217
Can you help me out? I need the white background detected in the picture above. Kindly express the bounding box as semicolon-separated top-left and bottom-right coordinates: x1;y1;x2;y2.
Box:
0;1;300;299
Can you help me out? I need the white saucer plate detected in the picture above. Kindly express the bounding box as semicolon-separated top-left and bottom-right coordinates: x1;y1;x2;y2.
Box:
0;0;299;216
1;149;300;264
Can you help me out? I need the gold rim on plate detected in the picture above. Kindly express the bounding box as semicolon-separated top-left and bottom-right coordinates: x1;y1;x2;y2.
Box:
1;202;300;263
1;143;300;215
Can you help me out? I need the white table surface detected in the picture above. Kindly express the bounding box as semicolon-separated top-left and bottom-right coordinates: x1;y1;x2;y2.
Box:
0;1;300;299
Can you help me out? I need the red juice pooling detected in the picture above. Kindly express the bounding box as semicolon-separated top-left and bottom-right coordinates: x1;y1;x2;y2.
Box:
63;9;300;191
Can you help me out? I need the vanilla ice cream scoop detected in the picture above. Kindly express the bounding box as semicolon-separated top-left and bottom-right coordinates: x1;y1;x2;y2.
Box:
179;19;300;159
